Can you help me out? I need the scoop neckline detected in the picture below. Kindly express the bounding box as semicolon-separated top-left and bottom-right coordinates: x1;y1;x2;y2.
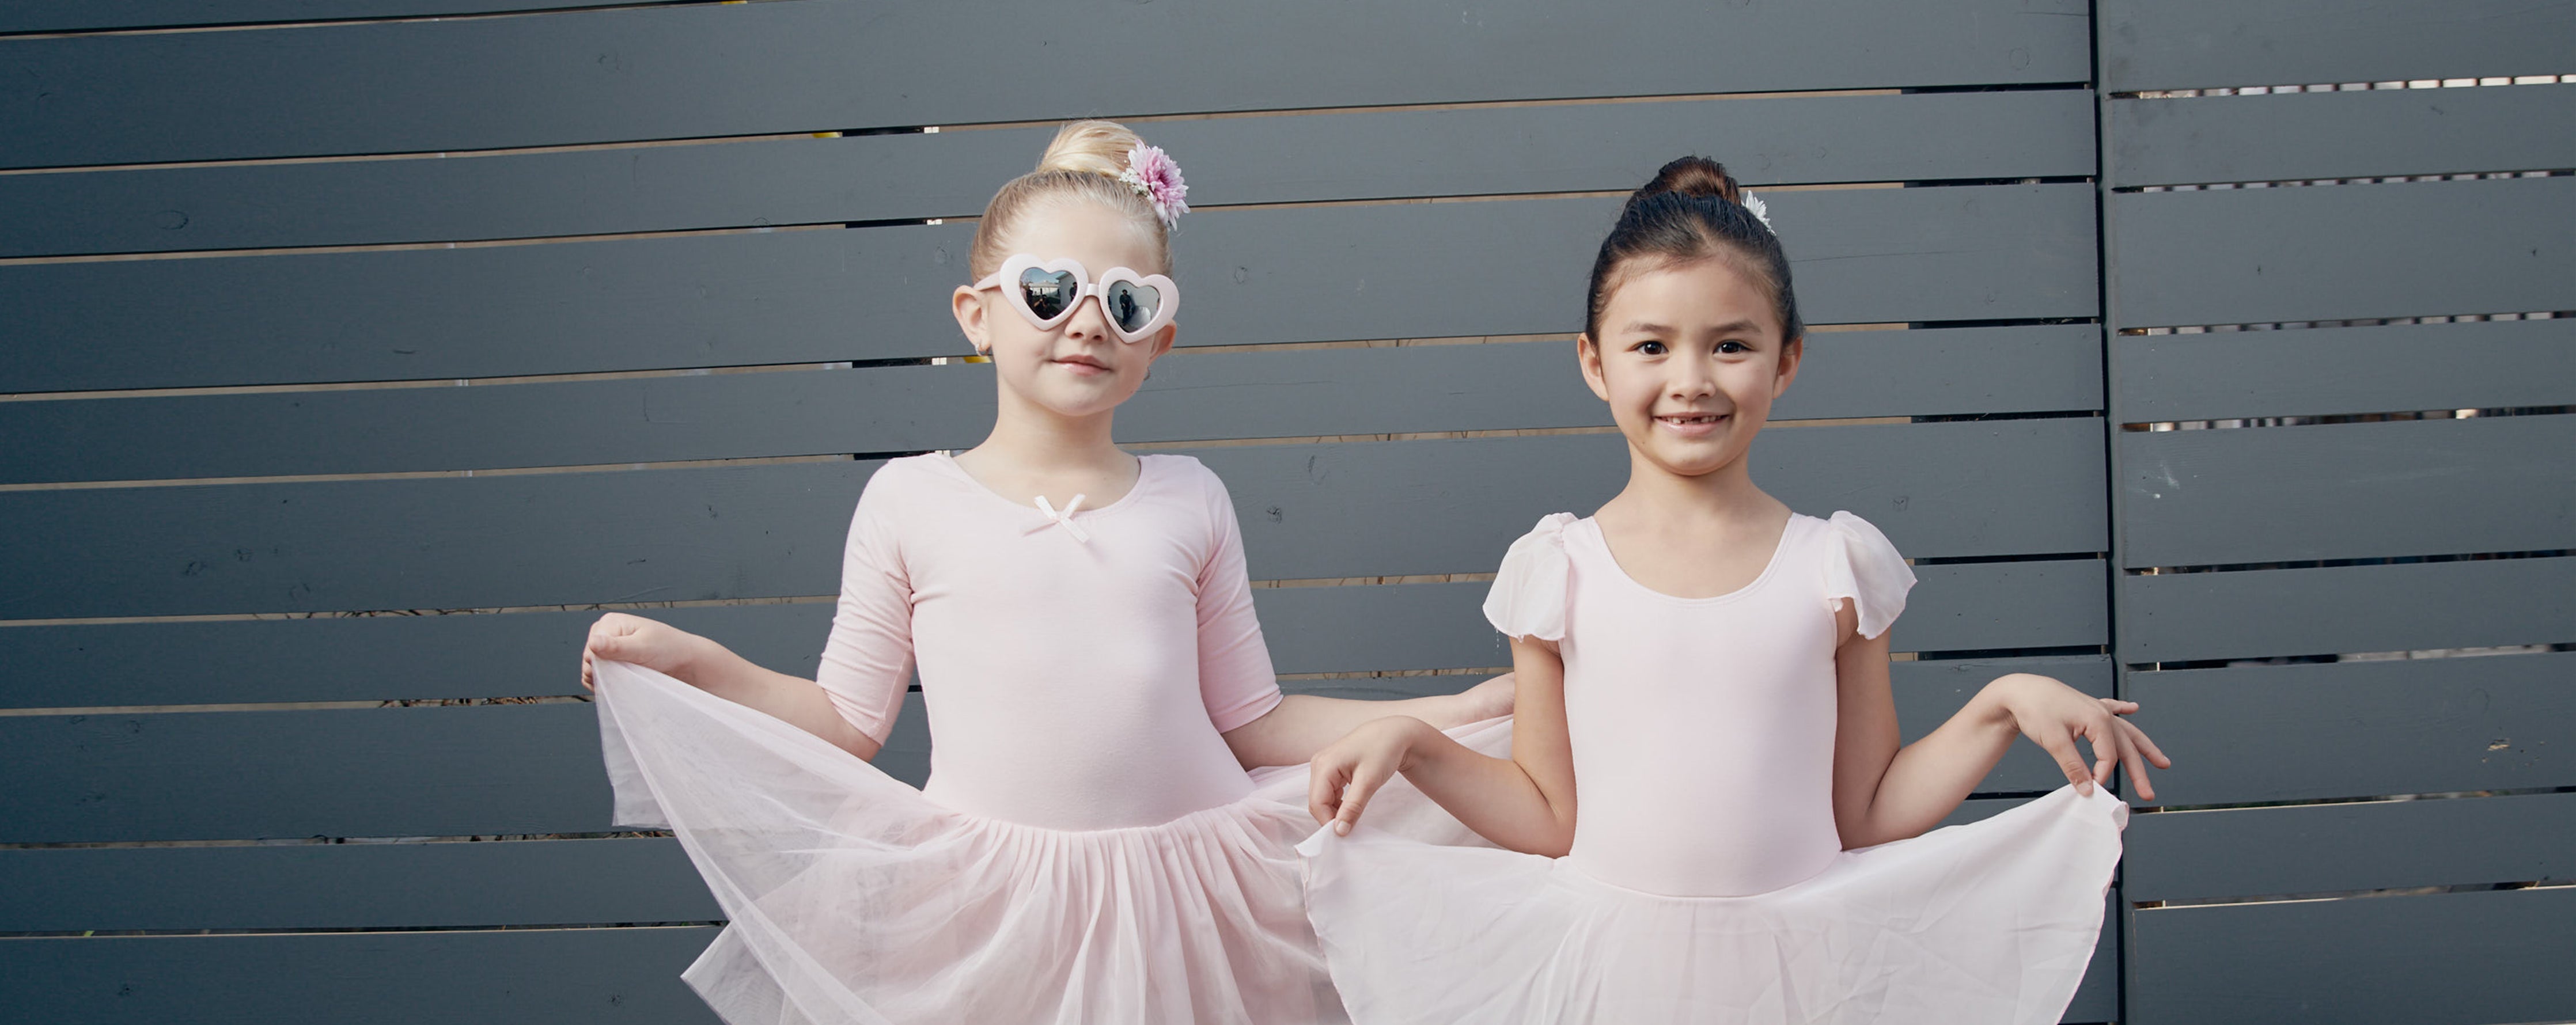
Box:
1577;512;1808;605
927;450;1160;521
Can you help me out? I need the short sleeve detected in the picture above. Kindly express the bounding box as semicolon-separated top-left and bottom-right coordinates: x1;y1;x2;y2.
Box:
815;472;917;745
1823;511;1916;641
1188;462;1285;732
1482;513;1578;643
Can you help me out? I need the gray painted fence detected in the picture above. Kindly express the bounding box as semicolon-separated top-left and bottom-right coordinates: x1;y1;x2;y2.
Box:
2;0;2567;1021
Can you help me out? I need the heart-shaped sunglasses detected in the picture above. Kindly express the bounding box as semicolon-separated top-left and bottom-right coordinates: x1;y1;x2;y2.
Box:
972;255;1179;344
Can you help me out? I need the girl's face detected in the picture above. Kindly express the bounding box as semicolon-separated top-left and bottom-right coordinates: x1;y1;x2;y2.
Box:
1578;257;1801;479
952;198;1175;420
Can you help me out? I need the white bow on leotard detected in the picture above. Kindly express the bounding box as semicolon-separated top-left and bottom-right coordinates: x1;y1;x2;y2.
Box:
1030;493;1091;543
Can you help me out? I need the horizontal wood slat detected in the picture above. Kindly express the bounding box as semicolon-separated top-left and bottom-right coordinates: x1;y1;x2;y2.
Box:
0;603;836;710
2117;414;2576;567
0;1;688;35
2;183;2100;393
0;0;2091;169
6;569;2099;716
2124;792;2576;902
0;692;929;844
1;420;2108;620
3;325;2103;485
2108;175;2574;329
2107;84;2576;188
0;837;717;932
2120;651;2575;807
1;568;2099;844
2109;317;2576;423
0;927;723;1024
2098;0;2576;93
1;89;2097;257
2117;556;2576;663
2126;887;2576;1025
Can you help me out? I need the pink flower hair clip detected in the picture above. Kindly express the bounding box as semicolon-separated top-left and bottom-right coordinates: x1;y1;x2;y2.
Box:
1117;143;1190;228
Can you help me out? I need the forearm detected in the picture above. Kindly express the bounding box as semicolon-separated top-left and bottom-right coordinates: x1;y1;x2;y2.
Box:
1845;688;2018;846
1392;716;1577;856
679;635;884;761
1225;691;1485;768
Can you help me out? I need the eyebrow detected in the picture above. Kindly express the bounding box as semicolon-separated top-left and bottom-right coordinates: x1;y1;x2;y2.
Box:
1617;319;1763;337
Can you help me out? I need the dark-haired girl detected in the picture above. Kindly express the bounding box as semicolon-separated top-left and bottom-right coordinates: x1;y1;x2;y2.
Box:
1295;159;2164;1024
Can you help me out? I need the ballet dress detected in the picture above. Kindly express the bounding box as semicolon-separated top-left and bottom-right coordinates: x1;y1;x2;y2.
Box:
593;452;1505;1025
1300;511;2125;1024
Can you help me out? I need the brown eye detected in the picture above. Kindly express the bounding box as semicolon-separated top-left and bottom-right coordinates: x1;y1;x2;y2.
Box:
1635;340;1668;356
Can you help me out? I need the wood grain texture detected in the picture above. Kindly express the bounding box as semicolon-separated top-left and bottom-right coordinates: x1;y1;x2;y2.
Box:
1;90;2095;256
1;421;2106;620
0;837;717;932
1;565;2097;844
0;927;724;1023
0;325;2103;484
2108;175;2574;329
2098;0;2576;93
0;1;689;34
2124;792;2576;902
2120;651;2574;807
2117;556;2576;663
2107;83;2576;188
0;0;2091;168
2108;317;2576;423
3;183;2098;392
2118;414;2575;567
2126;887;2576;1025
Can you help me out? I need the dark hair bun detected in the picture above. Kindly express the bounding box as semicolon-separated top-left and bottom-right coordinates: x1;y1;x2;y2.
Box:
1639;156;1740;204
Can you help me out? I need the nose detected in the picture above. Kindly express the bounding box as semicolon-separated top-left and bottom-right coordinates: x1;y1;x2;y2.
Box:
1667;355;1718;400
1060;290;1113;343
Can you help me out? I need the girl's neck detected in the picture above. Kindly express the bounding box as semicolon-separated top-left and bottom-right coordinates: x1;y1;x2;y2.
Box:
1601;445;1782;531
956;382;1135;500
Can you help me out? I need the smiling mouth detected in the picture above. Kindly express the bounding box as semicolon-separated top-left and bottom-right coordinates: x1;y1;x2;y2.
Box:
1655;413;1728;428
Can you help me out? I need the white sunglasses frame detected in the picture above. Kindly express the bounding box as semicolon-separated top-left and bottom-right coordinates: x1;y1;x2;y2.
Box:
971;255;1179;344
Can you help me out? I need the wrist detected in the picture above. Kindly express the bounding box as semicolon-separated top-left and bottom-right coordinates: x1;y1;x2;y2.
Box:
1969;675;2031;732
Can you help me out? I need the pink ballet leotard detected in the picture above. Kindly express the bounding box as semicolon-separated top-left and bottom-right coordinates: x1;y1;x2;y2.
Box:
593;453;1507;1025
1300;511;2126;1024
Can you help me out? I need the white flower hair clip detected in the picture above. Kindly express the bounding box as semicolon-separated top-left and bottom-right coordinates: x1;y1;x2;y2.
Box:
1741;193;1774;232
1117;143;1190;229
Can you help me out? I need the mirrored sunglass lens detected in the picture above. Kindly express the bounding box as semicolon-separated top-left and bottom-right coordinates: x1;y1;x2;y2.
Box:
1018;268;1078;320
1103;281;1161;332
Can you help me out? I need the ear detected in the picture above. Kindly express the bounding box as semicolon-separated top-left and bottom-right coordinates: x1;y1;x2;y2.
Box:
952;285;992;354
1772;333;1804;397
1134;322;1180;370
1575;334;1612;402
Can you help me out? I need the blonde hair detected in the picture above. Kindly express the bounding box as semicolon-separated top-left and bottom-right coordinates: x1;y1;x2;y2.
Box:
968;120;1172;280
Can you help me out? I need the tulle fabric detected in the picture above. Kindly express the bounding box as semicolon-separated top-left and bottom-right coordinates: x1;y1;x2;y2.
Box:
1821;511;1915;641
1300;787;2127;1025
593;659;1509;1024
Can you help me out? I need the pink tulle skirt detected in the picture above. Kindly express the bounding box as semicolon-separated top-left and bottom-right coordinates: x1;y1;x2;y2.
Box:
1300;787;2126;1025
592;660;1508;1025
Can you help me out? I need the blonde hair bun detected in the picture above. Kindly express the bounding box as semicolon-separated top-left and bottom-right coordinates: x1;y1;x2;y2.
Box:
1035;120;1145;177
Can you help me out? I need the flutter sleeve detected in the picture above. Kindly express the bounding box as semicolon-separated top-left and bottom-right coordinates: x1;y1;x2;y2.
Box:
1823;511;1917;641
1190;461;1286;733
1481;513;1578;643
814;470;917;745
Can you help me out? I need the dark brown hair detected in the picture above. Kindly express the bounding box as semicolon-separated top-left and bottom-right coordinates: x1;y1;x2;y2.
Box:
1584;157;1801;343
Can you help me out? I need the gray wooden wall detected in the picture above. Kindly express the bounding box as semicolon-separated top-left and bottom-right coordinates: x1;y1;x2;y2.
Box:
0;1;2564;1021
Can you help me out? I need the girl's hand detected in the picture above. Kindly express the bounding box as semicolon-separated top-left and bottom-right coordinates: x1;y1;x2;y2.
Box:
1308;716;1432;836
580;613;709;692
1987;673;2172;800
